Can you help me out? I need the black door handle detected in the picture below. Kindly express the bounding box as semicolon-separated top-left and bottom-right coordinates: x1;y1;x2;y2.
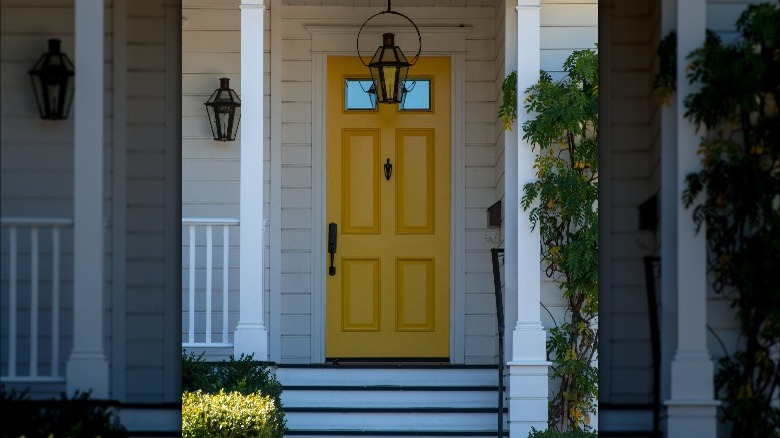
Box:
328;223;337;276
384;158;392;181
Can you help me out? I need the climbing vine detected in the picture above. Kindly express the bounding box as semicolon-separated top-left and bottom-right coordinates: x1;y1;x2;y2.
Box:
500;48;599;432
654;3;780;437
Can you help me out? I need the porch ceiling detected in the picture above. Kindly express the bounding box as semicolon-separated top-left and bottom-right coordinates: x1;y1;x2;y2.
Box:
282;0;499;7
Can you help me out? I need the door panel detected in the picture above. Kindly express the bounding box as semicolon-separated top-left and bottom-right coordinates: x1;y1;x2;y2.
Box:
326;56;450;358
396;130;435;234
396;258;435;331
342;130;381;234
342;258;380;331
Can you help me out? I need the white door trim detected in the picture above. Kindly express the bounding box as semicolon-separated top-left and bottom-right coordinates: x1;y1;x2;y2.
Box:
307;25;469;364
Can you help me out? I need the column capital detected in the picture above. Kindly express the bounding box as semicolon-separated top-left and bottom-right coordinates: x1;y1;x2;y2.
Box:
516;0;540;8
240;0;265;9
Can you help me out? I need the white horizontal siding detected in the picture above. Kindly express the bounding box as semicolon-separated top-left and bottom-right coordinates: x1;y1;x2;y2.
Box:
604;0;658;406
182;0;598;364
540;0;598;80
124;1;169;402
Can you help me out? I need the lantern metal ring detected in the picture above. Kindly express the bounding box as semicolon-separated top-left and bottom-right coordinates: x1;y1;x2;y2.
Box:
356;0;421;104
356;1;422;68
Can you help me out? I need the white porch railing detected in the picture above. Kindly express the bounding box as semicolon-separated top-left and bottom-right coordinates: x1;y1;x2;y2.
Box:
1;216;72;382
182;218;239;348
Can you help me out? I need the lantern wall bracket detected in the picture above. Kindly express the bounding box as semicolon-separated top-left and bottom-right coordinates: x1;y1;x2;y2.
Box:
356;0;421;68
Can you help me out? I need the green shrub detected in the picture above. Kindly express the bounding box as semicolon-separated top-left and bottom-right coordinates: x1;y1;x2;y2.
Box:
0;386;127;438
181;349;283;404
181;349;212;394
527;428;598;438
182;389;285;438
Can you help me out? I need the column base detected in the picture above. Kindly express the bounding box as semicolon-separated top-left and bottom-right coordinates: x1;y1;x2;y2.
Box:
664;400;720;437
665;351;719;437
234;323;269;361
66;351;109;399
511;323;547;361
508;361;552;438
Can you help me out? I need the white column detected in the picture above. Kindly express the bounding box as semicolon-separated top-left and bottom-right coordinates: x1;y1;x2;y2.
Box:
508;1;550;436
234;0;269;360
66;0;109;399
659;0;678;416
664;0;719;435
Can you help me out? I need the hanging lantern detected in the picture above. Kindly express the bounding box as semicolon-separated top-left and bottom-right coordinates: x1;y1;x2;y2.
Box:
28;39;75;120
204;77;241;141
367;33;411;104
357;1;421;104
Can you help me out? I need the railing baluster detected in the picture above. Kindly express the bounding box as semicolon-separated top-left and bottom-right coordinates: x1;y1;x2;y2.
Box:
181;218;238;347
52;226;60;378
9;227;18;378
30;227;39;377
223;225;229;344
2;217;71;382
188;225;195;344
206;225;213;344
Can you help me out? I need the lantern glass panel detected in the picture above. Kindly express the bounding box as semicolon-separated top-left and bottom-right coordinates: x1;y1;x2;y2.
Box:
345;79;377;110
399;79;430;111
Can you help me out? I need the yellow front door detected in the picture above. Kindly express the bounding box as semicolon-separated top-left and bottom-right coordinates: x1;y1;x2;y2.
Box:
325;56;450;359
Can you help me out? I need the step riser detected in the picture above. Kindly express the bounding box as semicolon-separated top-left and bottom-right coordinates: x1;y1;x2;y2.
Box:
276;368;498;387
285;412;507;431
284;434;506;437
282;390;500;409
279;367;504;435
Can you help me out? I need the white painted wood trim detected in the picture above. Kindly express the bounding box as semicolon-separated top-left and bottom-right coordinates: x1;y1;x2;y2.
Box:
51;227;60;378
511;0;546;361
306;26;471;55
163;0;183;402
502;0;519;363
665;0;719;433
269;0;283;364
8;227;17;378
0;217;73;226
450;53;466;365
307;24;469;364
311;51;327;363
235;0;270;360
660;0;678;407
509;2;550;435
182;217;240;225
30;228;38;377
596;0;612;403
67;0;109;399
111;0;128;402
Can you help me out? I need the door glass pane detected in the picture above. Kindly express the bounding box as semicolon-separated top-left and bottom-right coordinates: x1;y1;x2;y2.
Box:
400;79;431;111
345;79;377;110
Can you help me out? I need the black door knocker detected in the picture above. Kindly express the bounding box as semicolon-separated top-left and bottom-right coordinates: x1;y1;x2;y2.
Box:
384;158;393;181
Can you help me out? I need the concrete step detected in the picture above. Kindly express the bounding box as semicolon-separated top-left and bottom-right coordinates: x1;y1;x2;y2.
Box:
282;386;500;409
277;365;507;436
284;408;506;432
276;365;498;388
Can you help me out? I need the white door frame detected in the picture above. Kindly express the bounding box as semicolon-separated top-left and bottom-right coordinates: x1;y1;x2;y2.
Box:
306;24;469;364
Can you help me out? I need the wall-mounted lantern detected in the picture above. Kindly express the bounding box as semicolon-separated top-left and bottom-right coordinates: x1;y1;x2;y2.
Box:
28;39;75;120
487;200;502;228
204;77;241;141
356;1;421;104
